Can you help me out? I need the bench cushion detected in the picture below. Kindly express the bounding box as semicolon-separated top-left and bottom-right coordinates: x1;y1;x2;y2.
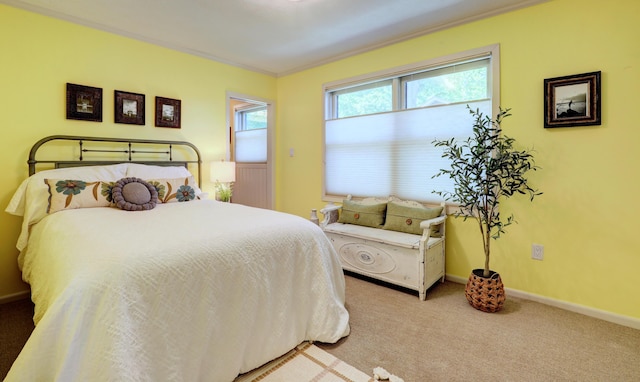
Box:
324;222;441;250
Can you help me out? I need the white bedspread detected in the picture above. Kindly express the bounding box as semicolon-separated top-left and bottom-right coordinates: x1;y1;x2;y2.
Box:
6;200;350;381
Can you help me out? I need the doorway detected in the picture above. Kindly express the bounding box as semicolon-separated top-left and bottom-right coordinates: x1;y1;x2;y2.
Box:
226;92;274;209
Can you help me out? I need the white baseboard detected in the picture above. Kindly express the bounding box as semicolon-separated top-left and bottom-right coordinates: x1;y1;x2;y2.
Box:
0;289;30;304
446;274;640;330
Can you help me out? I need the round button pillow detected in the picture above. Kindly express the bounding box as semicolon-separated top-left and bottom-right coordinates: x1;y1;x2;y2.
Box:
112;177;159;211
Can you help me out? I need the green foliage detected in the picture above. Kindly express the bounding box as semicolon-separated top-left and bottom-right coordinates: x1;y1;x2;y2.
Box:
215;182;233;203
244;108;267;130
336;67;488;118
337;84;393;118
409;67;488;107
432;107;542;277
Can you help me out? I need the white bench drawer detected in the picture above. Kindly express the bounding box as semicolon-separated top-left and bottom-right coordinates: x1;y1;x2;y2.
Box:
325;229;445;299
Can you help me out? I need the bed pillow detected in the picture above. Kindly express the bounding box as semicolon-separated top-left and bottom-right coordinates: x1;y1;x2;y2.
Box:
112;177;158;211
126;163;193;179
126;163;203;199
146;177;198;203
338;199;387;228
383;200;443;235
5;164;129;252
45;179;116;214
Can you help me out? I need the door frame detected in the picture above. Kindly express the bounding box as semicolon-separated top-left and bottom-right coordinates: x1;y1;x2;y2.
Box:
226;91;275;209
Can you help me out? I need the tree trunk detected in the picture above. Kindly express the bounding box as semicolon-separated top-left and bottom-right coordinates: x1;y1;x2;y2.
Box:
483;226;491;278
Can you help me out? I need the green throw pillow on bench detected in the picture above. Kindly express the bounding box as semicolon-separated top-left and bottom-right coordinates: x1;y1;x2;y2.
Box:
383;201;443;235
338;199;387;228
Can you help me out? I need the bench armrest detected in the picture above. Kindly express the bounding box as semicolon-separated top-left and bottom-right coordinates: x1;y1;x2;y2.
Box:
320;203;341;228
420;215;446;238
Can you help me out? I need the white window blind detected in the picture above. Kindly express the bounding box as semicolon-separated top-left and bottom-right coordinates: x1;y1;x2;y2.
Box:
235;128;267;163
234;105;267;163
325;99;491;202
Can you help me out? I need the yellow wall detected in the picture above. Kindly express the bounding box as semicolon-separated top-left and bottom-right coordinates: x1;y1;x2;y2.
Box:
276;0;640;320
0;5;276;298
2;0;639;322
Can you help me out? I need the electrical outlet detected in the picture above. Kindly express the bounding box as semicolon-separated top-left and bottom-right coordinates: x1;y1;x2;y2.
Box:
532;244;544;260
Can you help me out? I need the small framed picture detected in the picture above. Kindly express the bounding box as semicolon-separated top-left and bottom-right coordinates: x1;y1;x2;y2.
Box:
66;83;103;122
114;90;145;125
544;71;601;128
155;97;181;128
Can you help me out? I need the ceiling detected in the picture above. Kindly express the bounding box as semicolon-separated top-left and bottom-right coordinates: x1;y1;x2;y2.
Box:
5;0;545;76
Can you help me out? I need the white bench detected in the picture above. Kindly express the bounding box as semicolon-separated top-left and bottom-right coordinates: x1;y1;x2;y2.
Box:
320;198;446;300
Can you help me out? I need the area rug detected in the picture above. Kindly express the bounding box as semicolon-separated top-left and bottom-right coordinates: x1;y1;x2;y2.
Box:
234;342;373;382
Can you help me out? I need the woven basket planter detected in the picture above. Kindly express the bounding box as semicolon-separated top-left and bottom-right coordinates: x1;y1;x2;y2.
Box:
465;269;506;313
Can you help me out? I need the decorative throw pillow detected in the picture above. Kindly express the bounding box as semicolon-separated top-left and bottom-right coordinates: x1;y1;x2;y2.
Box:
112;177;158;211
383;201;443;235
147;177;198;203
338;199;387;228
45;179;116;214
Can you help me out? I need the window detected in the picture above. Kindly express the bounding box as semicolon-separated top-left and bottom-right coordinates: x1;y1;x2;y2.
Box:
402;59;491;108
334;80;393;118
235;105;267;163
323;45;499;203
237;106;267;131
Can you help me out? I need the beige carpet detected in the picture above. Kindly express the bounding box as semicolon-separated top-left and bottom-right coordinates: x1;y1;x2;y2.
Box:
317;274;640;382
234;342;373;382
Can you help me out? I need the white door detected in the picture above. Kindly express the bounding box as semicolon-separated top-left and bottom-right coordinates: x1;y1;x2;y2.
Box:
227;93;274;209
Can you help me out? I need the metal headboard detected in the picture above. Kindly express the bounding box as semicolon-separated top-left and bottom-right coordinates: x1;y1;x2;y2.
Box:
28;135;203;186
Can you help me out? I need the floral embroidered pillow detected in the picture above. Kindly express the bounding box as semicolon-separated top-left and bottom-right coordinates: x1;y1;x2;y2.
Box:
146;177;198;203
45;179;116;214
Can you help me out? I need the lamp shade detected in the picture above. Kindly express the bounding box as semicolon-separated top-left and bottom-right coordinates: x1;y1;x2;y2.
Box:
210;161;236;183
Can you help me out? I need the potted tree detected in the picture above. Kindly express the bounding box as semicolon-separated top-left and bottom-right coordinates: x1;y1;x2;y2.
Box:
433;107;541;312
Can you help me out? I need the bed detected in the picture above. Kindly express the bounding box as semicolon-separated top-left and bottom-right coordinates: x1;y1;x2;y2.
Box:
4;136;350;381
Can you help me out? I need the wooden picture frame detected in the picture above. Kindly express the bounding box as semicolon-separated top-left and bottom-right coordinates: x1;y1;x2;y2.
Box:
114;90;145;125
66;83;103;122
155;97;181;128
544;71;601;128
